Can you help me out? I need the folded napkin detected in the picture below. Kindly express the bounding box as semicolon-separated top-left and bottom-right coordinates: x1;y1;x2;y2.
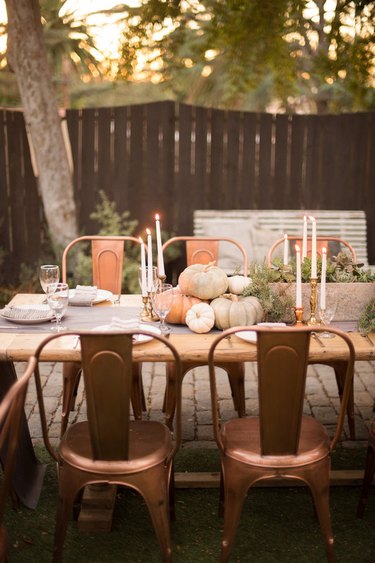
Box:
109;317;140;329
1;304;53;321
69;285;98;306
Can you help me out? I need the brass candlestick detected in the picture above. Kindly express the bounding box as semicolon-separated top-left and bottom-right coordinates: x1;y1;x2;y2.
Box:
147;292;160;321
140;295;154;322
294;306;304;325
307;277;319;325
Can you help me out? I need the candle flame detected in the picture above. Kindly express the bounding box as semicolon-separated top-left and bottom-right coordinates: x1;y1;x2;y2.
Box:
155;213;160;220
322;247;327;254
146;228;151;235
284;233;288;239
295;244;300;252
308;215;315;221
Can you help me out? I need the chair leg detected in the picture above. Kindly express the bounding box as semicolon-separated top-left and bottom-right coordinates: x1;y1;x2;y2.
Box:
62;362;82;437
357;444;375;518
137;466;173;562
220;459;249;563
131;364;145;419
303;460;335;563
331;361;355;440
53;487;77;563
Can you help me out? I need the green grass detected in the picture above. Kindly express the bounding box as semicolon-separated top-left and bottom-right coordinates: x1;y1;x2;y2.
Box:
4;446;375;562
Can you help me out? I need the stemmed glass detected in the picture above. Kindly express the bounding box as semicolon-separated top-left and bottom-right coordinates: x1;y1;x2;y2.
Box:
318;297;338;339
150;283;174;334
46;283;69;332
39;264;60;293
138;266;158;293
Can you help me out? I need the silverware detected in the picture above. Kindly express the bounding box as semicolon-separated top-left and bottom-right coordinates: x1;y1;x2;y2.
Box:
312;332;325;348
73;336;80;349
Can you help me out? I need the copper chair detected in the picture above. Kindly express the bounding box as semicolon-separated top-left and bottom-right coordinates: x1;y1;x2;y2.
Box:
161;236;249;427
208;325;355;562
33;329;182;562
0;357;36;562
268;235;357;440
357;419;375;517
61;235;144;435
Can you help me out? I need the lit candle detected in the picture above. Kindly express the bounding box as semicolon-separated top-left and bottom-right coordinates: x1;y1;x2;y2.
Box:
295;244;302;308
309;216;317;278
283;234;289;266
155;213;165;277
139;237;147;297
302;215;307;260
146;228;153;291
320;247;327;310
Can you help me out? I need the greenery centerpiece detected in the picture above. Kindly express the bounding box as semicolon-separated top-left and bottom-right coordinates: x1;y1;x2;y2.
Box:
243;252;375;323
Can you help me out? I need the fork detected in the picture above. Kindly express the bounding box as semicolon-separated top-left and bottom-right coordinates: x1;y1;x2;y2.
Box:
312;332;325;348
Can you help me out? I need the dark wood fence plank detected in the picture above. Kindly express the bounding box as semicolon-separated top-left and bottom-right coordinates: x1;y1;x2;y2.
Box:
289;114;306;208
209;108;225;208
0;111;11;261
225;110;241;207
80;108;97;231
97;107;113;199
113;106;129;212
193;105;209;211
175;103;193;234
273;114;289;209
258;113;273;208
305;115;323;210
128;104;144;226
239;112;257;208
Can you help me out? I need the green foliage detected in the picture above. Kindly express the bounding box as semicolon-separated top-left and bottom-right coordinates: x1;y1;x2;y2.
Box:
358;298;375;335
243;262;294;322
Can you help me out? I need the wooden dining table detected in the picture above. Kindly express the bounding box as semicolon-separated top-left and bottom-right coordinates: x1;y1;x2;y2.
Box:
1;292;375;509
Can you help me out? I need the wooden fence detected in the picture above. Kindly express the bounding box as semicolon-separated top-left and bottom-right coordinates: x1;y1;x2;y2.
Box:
1;102;374;282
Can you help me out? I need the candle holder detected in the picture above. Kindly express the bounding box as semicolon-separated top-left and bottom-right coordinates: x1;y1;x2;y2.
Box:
307;277;319;325
157;273;166;283
294;306;304;325
147;292;160;321
140;295;154;322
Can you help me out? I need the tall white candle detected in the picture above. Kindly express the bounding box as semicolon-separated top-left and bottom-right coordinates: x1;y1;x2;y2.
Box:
309;216;317;278
146;228;153;291
139;237;147;297
295;244;302;308
320;247;327;310
155;213;165;277
283;234;289;266
302;215;307;260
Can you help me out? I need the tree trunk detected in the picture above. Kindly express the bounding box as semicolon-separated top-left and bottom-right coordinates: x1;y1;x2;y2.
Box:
5;0;78;254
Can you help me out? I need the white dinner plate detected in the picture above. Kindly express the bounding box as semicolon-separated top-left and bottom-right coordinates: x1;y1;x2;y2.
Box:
68;289;113;305
0;304;54;325
234;323;287;344
92;323;161;344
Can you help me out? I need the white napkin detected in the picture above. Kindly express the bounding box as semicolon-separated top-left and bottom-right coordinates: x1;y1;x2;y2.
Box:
69;285;98;306
1;304;53;320
109;317;140;329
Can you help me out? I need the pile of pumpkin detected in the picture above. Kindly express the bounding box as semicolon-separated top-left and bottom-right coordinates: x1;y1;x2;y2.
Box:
165;262;264;333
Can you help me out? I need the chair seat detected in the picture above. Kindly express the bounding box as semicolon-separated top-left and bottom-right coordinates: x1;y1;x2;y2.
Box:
221;415;330;468
60;420;172;474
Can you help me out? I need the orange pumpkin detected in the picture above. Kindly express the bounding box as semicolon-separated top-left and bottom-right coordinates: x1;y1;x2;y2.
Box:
165;287;205;324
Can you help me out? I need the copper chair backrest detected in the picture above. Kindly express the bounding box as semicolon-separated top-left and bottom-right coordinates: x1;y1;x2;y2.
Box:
208;325;355;454
33;330;182;462
61;235;142;294
267;236;357;266
257;330;310;455
162;236;248;273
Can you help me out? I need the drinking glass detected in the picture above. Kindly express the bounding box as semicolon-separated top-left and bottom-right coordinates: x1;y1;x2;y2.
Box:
46;282;69;332
318;297;337;339
40;264;60;293
150;283;174;334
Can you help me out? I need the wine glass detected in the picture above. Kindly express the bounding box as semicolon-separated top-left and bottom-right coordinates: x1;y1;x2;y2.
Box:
318;296;338;339
150;283;174;334
46;283;69;332
40;264;60;293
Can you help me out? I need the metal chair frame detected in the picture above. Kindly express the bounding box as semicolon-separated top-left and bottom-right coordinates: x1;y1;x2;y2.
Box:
208;325;355;563
267;235;357;266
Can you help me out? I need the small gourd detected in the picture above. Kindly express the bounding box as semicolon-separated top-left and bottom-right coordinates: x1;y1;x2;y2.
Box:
227;275;252;295
210;293;264;330
178;262;228;300
185;303;215;333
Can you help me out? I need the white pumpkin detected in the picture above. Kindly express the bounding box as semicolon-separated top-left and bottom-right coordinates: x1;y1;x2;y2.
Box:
210;294;264;330
178;262;229;300
227;275;252;295
185;303;215;333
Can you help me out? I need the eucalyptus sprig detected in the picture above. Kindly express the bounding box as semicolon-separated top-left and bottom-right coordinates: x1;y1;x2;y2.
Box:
358;298;375;335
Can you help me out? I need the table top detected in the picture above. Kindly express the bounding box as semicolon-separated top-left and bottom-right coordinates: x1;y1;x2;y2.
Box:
1;294;374;363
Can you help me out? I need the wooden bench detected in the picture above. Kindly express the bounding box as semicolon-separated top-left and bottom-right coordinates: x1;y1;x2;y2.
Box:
194;210;370;268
